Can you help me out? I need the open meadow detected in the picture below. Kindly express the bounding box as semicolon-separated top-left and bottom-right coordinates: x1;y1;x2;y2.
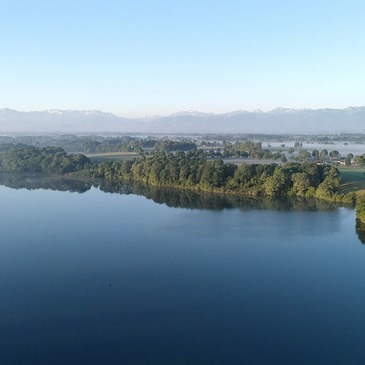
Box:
85;151;141;163
339;166;365;195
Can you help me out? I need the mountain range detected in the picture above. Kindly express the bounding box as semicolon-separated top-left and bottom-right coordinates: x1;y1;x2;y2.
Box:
1;107;365;134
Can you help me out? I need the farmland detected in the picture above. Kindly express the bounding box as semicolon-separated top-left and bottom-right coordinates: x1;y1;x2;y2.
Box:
339;166;365;195
85;151;141;163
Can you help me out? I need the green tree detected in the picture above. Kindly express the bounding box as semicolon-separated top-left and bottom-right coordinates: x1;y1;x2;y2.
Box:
329;150;340;158
296;149;310;163
291;172;311;196
264;167;290;197
320;149;328;160
354;156;365;166
356;195;365;223
312;150;319;160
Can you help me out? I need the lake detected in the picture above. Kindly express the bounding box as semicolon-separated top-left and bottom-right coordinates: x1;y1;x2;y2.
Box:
1;178;365;365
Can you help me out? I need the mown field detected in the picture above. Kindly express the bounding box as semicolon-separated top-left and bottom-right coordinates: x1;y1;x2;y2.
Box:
339;166;365;195
86;152;141;163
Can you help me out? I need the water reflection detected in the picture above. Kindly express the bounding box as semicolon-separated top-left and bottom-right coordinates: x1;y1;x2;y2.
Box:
0;173;346;212
1;175;364;365
356;219;365;244
0;173;92;193
4;173;359;244
98;179;346;212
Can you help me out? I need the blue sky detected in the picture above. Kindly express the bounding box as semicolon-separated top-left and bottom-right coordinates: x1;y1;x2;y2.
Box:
1;0;365;116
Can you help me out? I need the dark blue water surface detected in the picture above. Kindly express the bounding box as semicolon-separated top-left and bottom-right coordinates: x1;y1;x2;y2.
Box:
1;183;365;365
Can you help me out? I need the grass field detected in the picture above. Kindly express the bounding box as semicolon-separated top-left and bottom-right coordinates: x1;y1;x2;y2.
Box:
338;166;365;195
86;152;141;163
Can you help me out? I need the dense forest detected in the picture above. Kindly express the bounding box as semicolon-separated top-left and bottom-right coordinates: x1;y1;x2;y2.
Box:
84;150;355;202
0;146;90;174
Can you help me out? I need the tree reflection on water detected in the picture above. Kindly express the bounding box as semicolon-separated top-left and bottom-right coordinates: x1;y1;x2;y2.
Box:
2;173;364;243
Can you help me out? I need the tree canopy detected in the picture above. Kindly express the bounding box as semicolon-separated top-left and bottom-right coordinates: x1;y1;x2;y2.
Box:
0;145;355;203
84;150;351;201
0;146;90;174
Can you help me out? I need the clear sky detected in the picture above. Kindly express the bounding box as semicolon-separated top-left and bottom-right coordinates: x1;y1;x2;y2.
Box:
1;0;365;116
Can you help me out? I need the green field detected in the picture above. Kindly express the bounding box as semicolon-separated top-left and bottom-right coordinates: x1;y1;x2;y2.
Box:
339;166;365;195
86;152;141;163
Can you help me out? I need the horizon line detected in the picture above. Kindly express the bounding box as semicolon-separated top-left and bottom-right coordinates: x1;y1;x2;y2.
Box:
1;105;365;119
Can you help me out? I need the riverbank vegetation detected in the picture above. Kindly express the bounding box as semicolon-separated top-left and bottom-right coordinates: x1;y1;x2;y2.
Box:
84;150;355;203
0;145;358;204
356;194;365;224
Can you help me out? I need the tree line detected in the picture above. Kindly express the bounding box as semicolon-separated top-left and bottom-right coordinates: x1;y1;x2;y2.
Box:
0;135;197;154
0;146;356;203
0;146;90;174
84;150;354;202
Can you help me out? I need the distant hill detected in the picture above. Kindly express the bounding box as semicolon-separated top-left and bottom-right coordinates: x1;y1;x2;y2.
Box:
0;109;145;133
149;107;365;134
1;107;365;134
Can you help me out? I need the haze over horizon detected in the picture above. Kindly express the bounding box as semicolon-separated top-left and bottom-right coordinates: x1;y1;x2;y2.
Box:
1;106;365;134
2;105;365;119
1;0;365;119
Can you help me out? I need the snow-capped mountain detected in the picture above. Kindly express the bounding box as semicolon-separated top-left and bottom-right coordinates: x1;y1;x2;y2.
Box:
1;107;365;134
169;111;215;118
0;109;144;133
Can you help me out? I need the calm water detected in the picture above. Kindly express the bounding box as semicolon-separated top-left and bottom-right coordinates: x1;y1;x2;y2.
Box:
1;180;365;365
